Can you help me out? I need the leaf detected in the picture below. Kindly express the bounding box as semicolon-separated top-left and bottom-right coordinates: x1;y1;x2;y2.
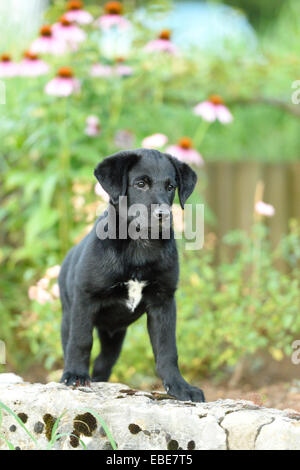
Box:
40;174;58;208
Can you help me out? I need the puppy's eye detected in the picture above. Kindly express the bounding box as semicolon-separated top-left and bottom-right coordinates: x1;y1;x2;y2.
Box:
135;181;148;189
167;184;175;191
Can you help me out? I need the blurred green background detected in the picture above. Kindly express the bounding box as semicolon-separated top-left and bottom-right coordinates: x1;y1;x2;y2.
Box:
0;0;299;390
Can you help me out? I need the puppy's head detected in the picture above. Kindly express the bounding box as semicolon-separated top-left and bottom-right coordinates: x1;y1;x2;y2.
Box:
94;149;197;231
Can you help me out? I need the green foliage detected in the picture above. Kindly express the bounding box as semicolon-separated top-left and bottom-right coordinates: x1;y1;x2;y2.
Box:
217;0;285;27
6;222;299;385
116;221;300;384
1;0;299;384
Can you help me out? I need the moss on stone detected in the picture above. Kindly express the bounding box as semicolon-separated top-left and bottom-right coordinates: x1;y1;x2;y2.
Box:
43;413;57;441
73;412;97;437
17;413;28;424
70;430;80;448
187;440;196;450
128;423;141;434
167;439;179;450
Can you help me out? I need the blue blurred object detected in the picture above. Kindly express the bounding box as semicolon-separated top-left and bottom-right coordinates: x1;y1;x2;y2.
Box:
137;1;257;56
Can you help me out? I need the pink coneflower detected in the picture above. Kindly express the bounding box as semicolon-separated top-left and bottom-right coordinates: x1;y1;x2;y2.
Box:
193;95;233;124
145;30;179;55
37;278;49;289
115;64;133;76
72;195;85;210
95;182;110;202
255;201;275;217
45;265;61;279
52;16;86;47
114;58;133;76
95;1;131;30
114;129;135;148
30;25;67;55
28;265;61;304
142;133;168;149
85;115;101;137
18;51;49;77
166;137;204;166
90;63;112;77
90;58;133;78
0;54;18;78
45;67;80;97
28;285;53;305
51;283;60;299
65;1;93;24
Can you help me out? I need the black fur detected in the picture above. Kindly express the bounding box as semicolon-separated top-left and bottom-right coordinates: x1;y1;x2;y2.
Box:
59;148;205;402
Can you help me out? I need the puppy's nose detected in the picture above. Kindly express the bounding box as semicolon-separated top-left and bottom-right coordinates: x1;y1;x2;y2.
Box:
153;207;170;220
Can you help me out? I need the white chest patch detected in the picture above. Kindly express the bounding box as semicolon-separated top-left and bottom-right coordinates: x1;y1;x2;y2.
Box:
125;280;147;312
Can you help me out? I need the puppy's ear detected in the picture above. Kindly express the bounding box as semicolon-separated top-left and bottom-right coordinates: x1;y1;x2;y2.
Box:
166;155;197;209
94;151;140;204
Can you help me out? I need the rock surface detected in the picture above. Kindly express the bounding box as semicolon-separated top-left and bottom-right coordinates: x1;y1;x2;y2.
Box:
0;381;300;450
0;373;24;384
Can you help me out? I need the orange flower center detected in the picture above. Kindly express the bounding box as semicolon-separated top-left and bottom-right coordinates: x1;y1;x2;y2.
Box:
60;16;72;27
105;1;123;15
67;0;83;10
178;137;192;150
115;57;125;63
58;67;74;78
209;95;224;105
24;51;39;60
1;53;11;62
40;25;52;37
159;30;171;41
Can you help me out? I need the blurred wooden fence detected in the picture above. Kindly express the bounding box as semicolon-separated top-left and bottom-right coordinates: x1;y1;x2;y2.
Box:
205;161;300;247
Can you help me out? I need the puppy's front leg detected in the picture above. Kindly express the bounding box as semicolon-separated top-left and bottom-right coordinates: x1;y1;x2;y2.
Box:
61;295;93;387
147;298;205;402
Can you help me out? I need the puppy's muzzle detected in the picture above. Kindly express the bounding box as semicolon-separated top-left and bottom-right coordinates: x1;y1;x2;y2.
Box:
153;207;171;221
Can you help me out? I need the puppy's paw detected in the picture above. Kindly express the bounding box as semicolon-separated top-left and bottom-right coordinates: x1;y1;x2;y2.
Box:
165;380;205;403
61;371;91;388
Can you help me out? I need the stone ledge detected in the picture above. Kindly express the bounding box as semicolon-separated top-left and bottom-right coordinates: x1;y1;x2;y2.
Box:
0;380;300;450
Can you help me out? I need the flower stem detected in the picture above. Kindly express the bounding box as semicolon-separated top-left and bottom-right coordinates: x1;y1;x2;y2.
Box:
108;79;124;128
58;98;72;256
193;120;211;148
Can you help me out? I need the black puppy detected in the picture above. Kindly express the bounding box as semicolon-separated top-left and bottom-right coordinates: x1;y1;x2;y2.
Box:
59;148;205;402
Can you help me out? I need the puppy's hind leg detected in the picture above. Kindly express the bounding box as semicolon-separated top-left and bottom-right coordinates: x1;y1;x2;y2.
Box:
61;312;70;358
60;287;71;358
58;262;72;359
92;328;127;382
